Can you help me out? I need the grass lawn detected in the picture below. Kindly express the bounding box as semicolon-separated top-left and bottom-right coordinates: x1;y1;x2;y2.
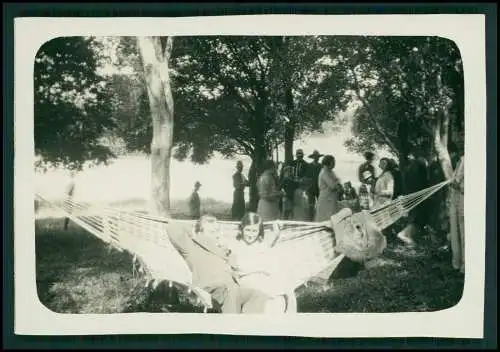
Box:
35;215;464;314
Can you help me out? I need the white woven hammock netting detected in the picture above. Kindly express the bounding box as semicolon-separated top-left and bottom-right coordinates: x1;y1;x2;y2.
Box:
35;167;458;311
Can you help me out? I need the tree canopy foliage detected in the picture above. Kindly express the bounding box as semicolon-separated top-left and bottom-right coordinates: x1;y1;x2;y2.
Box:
34;36;116;171
35;35;465;184
108;36;350;165
334;36;464;161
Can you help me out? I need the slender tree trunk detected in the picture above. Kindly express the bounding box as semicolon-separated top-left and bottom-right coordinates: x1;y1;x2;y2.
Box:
284;122;295;164
434;74;454;180
137;36;174;216
282;46;296;165
248;159;259;212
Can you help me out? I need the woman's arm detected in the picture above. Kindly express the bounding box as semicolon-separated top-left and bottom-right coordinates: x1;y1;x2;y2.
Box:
323;171;341;192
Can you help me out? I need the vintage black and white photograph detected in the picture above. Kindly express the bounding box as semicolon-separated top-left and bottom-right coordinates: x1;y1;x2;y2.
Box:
15;15;486;337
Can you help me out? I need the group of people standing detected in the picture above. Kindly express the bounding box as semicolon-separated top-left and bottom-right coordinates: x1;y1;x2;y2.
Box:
194;147;464;275
231;149;349;223
229;148;405;224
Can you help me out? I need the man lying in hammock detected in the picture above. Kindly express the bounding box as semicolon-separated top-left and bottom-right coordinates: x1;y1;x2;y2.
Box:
164;214;273;314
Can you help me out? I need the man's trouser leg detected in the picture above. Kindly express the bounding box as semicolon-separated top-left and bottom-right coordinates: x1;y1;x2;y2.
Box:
239;287;269;314
209;284;242;313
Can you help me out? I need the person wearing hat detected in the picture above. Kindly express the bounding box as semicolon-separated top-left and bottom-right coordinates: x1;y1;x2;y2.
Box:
189;181;202;220
290;149;309;181
307;150;323;220
278;149;310;217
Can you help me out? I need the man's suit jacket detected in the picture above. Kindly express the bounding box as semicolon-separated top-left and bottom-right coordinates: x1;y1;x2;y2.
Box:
166;223;237;290
288;159;310;180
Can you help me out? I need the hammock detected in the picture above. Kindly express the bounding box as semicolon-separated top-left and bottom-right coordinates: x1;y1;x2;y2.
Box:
35;167;458;313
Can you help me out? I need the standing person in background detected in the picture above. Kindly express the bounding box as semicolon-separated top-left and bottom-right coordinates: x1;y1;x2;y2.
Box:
389;158;403;199
449;154;465;274
63;170;76;231
293;177;312;221
289;149;310;182
231;161;249;221
373;158;395;209
358;184;372;210
358;151;376;187
279;165;296;220
257;160;282;221
428;154;449;242
307;150;323;220
189;181;202;220
343;181;358;201
315;155;342;222
279;149;309;215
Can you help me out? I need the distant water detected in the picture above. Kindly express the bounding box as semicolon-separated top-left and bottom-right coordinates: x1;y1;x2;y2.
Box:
35;128;392;205
35;154;384;205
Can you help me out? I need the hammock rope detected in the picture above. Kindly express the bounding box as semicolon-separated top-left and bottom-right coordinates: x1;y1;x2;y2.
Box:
35;172;456;312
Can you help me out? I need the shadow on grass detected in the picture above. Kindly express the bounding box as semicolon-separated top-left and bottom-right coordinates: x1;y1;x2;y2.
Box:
36;217;142;313
297;242;464;313
36;217;464;314
36;217;212;314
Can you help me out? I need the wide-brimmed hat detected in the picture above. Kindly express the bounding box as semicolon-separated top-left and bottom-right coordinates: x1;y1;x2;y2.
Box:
308;150;324;159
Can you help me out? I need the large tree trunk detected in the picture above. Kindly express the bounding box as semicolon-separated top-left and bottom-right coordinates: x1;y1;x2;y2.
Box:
248;159;259;212
434;74;454;180
137;36;174;216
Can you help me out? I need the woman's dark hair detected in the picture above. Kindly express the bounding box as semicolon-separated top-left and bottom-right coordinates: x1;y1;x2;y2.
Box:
236;212;264;242
380;157;393;171
321;155;335;167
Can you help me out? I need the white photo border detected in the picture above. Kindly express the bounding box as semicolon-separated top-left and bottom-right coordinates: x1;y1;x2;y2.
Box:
15;14;486;338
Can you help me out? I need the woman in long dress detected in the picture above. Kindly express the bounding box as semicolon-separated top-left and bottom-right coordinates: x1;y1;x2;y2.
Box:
231;161;248;220
293;177;311;221
229;212;288;297
257;160;282;221
315;155;342;222
373;158;395;209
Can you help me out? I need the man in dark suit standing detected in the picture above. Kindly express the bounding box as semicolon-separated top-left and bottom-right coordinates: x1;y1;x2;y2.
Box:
289;149;309;181
165;214;271;313
279;149;310;218
307;150;323;220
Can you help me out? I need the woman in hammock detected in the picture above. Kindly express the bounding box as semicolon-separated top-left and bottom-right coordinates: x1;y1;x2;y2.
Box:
229;212;288;297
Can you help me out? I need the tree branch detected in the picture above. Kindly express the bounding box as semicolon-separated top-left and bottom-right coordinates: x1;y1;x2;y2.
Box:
349;67;399;154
